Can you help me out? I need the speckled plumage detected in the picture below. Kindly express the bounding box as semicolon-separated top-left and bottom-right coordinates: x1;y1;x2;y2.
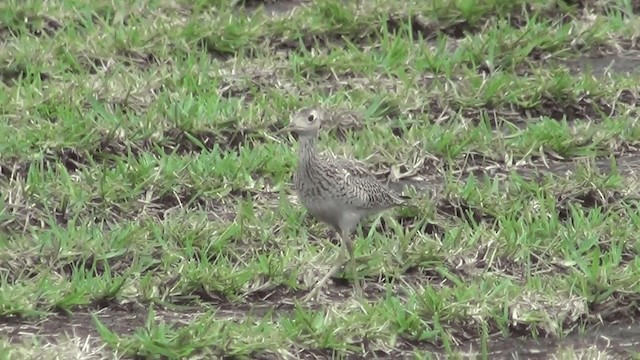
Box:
282;107;408;300
294;134;406;232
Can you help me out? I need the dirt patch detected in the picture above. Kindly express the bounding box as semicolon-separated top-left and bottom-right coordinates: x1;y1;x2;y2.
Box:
4;301;639;358
384;14;478;40
289;313;624;359
1;304;145;345
555;187;635;222
0;12;63;38
463;89;635;125
73;50;161;75
513;95;617;122
0;64;50;86
266;13;482;58
166;281;301;312
465;321;640;359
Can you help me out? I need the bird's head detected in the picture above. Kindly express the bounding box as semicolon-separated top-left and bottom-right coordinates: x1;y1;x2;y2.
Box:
280;107;325;138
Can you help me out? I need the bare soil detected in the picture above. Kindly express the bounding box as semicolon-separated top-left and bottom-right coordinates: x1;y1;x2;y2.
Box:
3;304;640;358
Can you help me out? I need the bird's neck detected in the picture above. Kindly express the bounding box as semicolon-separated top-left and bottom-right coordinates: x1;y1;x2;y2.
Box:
297;135;318;165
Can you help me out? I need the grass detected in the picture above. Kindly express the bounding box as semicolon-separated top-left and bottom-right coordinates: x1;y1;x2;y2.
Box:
2;0;640;358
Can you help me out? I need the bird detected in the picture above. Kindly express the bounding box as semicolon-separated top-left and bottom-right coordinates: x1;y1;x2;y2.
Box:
279;107;409;301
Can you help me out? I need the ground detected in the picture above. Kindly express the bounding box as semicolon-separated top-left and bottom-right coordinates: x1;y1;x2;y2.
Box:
1;0;640;358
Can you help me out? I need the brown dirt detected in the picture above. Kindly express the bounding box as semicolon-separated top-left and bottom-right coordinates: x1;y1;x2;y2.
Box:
459;321;640;359
1;304;147;345
4;303;638;359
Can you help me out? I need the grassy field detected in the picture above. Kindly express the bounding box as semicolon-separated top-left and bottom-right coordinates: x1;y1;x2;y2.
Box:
2;0;640;358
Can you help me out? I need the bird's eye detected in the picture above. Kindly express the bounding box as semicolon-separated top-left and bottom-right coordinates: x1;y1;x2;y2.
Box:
307;113;315;122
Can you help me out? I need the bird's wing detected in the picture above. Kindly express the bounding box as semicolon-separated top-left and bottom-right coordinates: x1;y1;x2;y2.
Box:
319;150;411;208
335;158;410;208
335;158;376;179
319;148;377;179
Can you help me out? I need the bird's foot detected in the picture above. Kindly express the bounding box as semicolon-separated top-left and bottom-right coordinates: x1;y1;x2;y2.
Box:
302;271;363;302
302;260;345;302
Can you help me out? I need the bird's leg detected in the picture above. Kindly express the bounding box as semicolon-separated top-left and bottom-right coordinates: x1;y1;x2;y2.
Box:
303;241;347;301
342;229;362;297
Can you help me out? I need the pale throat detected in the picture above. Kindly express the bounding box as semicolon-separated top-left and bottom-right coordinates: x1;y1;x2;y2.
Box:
297;134;319;165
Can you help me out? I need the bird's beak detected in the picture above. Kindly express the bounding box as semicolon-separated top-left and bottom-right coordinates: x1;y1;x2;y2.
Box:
277;125;295;134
